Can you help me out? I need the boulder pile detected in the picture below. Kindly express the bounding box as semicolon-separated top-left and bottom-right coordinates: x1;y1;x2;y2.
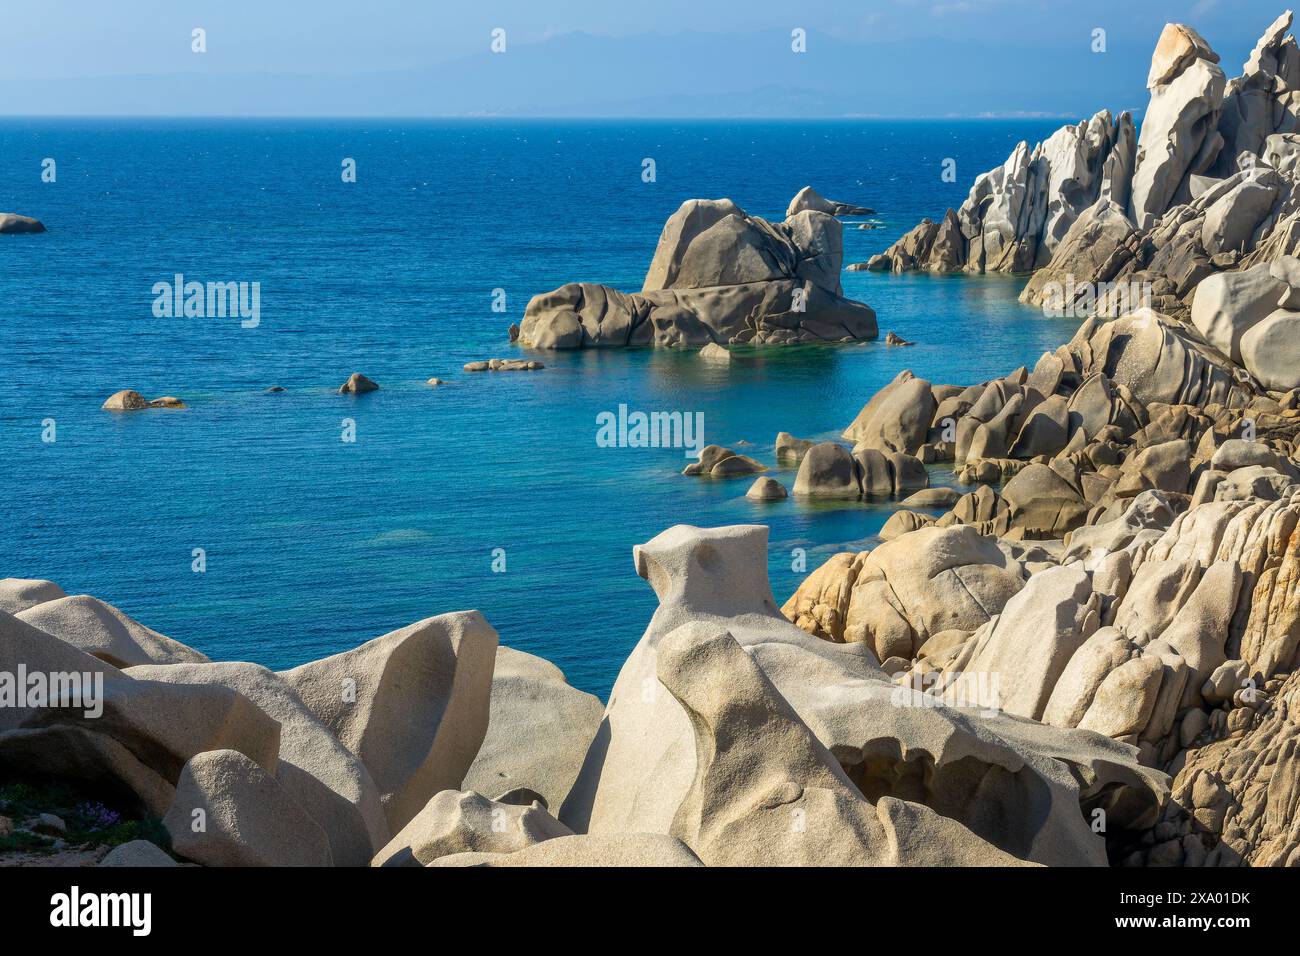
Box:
780;295;1300;865
518;189;878;349
868;11;1300;377
2;513;1174;868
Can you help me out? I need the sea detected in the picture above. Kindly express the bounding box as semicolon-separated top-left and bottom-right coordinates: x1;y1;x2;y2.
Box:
0;118;1080;698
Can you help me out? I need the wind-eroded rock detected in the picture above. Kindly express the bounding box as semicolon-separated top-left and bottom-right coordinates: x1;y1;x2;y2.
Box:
520;192;877;350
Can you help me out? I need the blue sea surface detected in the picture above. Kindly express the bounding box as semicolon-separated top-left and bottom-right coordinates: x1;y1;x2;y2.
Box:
0;119;1079;697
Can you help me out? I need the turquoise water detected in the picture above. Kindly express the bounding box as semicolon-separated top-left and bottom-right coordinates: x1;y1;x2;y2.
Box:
0;119;1079;697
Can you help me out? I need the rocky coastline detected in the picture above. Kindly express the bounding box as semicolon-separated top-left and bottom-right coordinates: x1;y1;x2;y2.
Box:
7;14;1300;872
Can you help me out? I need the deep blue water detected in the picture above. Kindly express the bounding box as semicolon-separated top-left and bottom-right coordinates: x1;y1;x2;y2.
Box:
0;119;1079;697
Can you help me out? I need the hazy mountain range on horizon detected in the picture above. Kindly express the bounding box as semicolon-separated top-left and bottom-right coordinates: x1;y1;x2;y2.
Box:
0;27;1224;120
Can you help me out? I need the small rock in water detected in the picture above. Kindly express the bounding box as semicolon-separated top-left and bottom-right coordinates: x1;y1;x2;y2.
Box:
339;373;379;394
885;331;914;346
102;389;148;411
508;323;520;342
683;444;766;478
699;342;732;363
265;385;285;393
102;389;185;411
746;477;788;501
0;213;45;233
463;359;544;372
426;377;445;386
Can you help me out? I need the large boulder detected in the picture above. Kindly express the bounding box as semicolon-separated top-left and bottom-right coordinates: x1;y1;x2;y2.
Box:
655;622;1029;866
128;660;389;866
278;611;498;833
521;194;878;350
784;524;1024;661
1000;463;1090;537
961;564;1101;720
18;595;209;668
0;578;66;614
1240;308;1300;390
163;749;333;867
0;611;280;787
842;371;936;454
1021;200;1137;312
1190;262;1288;364
461;646;603;811
560;524;1163;864
1077;309;1248;408
792;442;858;498
1130;24;1226;229
559;524;880;836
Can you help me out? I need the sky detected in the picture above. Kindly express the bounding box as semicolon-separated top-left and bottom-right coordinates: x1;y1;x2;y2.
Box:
0;0;1293;116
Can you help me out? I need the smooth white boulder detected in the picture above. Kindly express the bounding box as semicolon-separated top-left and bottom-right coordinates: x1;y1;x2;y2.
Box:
1240;308;1300;390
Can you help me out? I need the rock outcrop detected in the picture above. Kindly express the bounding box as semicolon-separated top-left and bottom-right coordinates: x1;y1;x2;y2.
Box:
0;213;45;233
278;611;498;833
875;11;1300;340
559;523;1164;865
519;192;877;349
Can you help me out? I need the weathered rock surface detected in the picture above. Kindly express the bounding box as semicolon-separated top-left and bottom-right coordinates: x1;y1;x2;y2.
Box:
372;789;571;866
128;660;389;866
520;193;877;349
461;646;603;811
278;611;498;833
560;523;1163;865
430;832;704;867
164;749;333;867
18;595;210;668
0;577;66;615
